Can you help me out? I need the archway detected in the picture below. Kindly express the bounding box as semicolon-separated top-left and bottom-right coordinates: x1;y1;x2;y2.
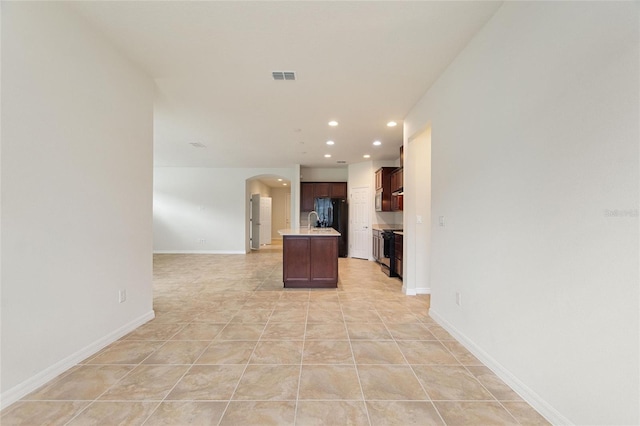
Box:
244;175;292;252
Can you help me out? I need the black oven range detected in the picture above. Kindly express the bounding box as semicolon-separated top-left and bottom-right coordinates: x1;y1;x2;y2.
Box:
373;228;402;277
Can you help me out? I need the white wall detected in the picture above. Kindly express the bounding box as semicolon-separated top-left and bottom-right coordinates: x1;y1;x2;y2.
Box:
403;129;431;295
1;2;155;407
300;167;348;182
270;187;290;240
404;2;639;425
248;180;271;198
153;167;298;254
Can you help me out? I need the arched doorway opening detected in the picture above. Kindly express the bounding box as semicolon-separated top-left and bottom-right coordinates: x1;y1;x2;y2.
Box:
245;175;292;252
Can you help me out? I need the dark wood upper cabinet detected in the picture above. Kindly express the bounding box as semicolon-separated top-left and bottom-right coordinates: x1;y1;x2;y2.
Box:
301;182;315;211
314;182;331;198
300;182;348;211
375;169;384;191
391;194;403;212
375;167;395;211
329;182;347;198
391;168;403;194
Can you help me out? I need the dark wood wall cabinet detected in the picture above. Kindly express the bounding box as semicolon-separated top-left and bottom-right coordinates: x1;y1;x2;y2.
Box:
301;182;347;211
391;168;403;194
375;167;402;212
282;235;338;288
391;167;403;212
391;194;403;212
375;167;394;211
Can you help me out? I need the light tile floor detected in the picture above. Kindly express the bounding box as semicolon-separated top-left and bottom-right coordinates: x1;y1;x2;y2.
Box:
1;241;550;425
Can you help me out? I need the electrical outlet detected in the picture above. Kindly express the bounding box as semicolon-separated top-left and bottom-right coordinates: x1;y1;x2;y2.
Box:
119;289;127;303
455;292;461;307
199;239;206;244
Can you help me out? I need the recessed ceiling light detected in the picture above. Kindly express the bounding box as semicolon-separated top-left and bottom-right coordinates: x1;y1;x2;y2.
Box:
283;183;288;186
373;140;382;146
326;140;335;145
387;121;397;127
363;154;371;159
324;154;332;158
277;178;283;181
328;121;338;127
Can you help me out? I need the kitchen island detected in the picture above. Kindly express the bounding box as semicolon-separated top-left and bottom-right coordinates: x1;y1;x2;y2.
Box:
278;228;340;288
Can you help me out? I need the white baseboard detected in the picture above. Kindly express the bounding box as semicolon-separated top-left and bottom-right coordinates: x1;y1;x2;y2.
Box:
153;250;245;254
402;285;430;296
429;309;571;426
0;310;155;411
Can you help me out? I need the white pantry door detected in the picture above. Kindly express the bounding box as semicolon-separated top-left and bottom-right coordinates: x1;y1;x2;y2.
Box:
251;194;260;250
260;197;272;246
350;186;370;259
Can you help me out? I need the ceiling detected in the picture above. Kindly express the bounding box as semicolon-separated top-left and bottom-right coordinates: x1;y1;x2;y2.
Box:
70;1;502;169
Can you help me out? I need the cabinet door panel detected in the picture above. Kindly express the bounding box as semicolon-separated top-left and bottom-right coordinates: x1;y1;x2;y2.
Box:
330;182;347;198
301;183;315;211
310;237;338;281
283;237;310;281
314;183;331;198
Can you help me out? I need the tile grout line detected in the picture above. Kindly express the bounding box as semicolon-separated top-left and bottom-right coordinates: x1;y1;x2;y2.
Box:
380;314;449;426
144;273;245;426
341;298;373;426
214;284;277;426
293;290;310;426
6;252;544;425
59;328;185;426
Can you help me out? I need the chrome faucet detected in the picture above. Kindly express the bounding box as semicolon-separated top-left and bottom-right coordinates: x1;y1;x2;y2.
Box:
308;211;319;230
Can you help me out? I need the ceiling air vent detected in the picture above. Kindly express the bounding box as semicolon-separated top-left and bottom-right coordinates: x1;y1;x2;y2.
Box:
189;142;206;148
336;160;347;164
272;71;296;81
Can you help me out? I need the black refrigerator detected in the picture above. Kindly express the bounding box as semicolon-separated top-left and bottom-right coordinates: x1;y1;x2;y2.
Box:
314;197;348;257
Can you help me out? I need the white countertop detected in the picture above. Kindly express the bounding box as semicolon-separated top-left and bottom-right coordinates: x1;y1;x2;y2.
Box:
372;223;403;231
278;228;341;236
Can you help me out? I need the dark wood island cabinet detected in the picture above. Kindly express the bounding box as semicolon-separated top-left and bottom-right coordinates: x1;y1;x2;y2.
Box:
278;228;340;288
